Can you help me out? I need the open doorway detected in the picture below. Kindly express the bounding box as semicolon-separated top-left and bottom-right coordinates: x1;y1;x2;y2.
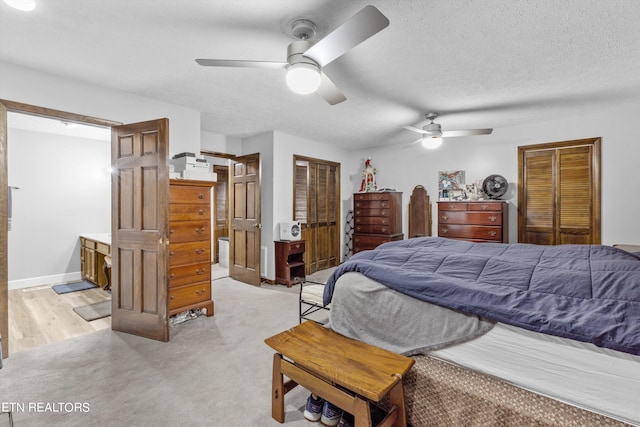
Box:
0;99;121;358
7;112;113;353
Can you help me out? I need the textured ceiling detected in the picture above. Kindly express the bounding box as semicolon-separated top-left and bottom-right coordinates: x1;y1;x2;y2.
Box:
2;0;640;150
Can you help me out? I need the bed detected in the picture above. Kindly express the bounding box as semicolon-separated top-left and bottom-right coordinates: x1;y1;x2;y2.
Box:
323;237;640;426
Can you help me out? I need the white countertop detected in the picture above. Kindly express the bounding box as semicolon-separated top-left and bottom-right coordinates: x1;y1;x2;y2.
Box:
80;233;111;245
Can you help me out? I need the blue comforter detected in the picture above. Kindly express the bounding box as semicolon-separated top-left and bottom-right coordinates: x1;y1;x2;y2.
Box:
324;237;640;355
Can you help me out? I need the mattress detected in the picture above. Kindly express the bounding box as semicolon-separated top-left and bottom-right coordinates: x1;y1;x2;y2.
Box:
432;323;640;426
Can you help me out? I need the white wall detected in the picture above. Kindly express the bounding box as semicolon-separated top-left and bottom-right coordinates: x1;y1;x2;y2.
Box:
354;97;640;245
0;61;201;155
8;128;111;288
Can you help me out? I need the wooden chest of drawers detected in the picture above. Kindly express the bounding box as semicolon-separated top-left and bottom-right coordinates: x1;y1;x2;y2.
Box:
353;192;403;253
437;200;509;243
169;180;215;316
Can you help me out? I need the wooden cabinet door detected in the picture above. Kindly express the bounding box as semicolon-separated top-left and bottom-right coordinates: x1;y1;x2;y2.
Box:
229;153;261;286
111;119;169;342
518;138;601;245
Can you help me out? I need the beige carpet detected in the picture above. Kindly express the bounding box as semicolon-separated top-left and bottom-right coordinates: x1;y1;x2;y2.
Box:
0;275;331;426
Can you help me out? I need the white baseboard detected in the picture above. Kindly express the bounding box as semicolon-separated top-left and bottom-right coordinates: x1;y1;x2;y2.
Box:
9;272;83;290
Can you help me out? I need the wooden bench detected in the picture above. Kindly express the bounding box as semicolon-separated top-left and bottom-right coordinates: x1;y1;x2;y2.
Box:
264;321;415;427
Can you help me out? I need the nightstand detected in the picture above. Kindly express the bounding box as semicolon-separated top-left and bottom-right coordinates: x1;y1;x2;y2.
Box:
274;240;305;287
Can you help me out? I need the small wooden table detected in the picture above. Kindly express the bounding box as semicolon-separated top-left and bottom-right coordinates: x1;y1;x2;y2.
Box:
265;321;414;427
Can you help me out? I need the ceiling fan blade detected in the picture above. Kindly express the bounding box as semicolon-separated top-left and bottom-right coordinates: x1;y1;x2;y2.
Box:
316;72;347;105
403;125;427;134
195;59;287;69
441;128;493;137
403;137;423;148
303;5;389;67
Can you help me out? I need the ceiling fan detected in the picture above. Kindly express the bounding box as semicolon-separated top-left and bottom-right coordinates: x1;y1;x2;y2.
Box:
404;113;493;149
195;5;389;105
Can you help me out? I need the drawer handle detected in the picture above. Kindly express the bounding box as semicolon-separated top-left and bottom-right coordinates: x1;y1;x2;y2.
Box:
170;295;174;300
295;244;300;249
198;209;204;215
448;204;455;209
195;288;207;295
488;231;497;237
195;227;206;233
355;202;361;208
355;210;361;215
481;204;489;210
170;251;174;256
488;215;497;222
196;268;206;275
198;193;204;199
380;202;387;207
356;226;362;231
441;215;448;221
169;274;175;279
195;248;206;254
441;228;449;234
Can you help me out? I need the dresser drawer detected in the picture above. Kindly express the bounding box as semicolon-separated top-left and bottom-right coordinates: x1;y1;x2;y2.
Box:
438;224;503;241
354;200;393;209
354;208;391;217
169;241;210;266
439;211;503;226
352;233;403;253
170;203;210;221
354;192;391;202
169;262;210;287
438;202;469;211
286;241;305;255
170;185;211;204
169;220;211;243
355;216;390;225
467;202;504;212
354;224;393;234
169;282;211;310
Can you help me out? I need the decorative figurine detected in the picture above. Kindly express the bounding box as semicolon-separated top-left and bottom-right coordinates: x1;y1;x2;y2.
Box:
360;158;377;192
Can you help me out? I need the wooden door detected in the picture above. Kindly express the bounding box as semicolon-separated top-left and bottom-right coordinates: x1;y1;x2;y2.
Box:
294;157;340;274
229;153;261;285
518;138;601;245
111;119;170;341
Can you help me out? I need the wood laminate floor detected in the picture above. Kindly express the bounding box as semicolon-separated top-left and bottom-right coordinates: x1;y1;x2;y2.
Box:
8;284;111;355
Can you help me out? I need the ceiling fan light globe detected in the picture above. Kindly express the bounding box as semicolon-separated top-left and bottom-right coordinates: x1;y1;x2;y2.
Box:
286;63;321;95
422;136;443;149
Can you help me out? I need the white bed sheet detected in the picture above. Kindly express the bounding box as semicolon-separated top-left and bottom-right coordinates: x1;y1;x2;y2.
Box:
431;323;640;426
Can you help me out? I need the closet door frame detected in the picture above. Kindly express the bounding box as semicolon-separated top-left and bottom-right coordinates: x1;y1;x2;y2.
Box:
518;137;601;245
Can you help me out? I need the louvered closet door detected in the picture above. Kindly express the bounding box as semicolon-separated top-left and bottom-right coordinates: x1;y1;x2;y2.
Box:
294;157;340;274
518;138;601;245
520;149;556;244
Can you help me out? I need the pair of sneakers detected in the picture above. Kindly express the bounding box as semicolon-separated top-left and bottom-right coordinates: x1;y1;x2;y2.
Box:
303;394;343;426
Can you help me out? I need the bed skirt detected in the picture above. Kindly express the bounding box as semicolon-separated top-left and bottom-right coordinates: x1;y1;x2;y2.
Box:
405;354;632;427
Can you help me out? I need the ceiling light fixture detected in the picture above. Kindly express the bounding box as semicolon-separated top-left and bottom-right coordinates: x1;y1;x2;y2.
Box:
3;0;36;11
421;135;443;149
285;62;321;95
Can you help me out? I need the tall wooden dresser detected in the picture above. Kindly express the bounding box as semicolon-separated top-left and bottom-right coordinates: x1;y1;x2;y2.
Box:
352;191;403;254
437;200;509;243
169;180;215;317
